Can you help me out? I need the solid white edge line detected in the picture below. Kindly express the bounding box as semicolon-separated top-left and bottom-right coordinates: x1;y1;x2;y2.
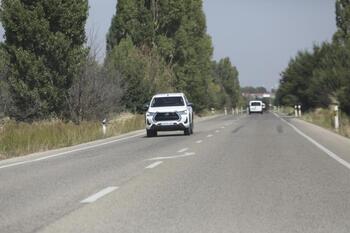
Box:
177;148;189;153
0;133;144;170
273;112;350;170
80;186;119;204
145;161;163;169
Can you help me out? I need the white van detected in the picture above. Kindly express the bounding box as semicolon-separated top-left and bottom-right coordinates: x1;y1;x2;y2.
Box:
249;100;263;114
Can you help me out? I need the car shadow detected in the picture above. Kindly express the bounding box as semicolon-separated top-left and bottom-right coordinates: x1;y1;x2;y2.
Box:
143;132;187;138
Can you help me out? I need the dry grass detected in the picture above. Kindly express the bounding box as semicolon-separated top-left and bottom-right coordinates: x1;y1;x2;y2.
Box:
302;108;350;138
0;114;145;160
278;106;295;116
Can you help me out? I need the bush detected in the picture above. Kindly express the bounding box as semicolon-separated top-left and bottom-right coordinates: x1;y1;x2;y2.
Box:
0;114;144;159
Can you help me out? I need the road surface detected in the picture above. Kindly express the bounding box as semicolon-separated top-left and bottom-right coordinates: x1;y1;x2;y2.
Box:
1;112;350;233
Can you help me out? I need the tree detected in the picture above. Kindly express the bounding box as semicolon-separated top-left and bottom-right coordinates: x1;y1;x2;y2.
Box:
0;46;9;116
106;0;154;52
241;86;267;94
106;37;174;112
334;0;350;44
332;0;350;114
212;58;240;108
276;43;333;110
106;0;215;111
0;0;88;121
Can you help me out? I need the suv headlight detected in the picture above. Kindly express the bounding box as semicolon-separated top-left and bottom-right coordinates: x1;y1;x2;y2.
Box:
146;112;156;117
178;110;188;115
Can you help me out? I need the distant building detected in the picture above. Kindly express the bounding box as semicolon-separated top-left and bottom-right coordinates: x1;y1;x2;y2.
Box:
242;92;272;99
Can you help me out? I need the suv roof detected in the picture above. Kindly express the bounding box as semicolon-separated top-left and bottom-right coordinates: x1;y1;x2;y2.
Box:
153;93;185;98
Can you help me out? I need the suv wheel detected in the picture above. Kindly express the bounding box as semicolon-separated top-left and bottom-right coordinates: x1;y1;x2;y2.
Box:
147;129;157;137
184;128;191;136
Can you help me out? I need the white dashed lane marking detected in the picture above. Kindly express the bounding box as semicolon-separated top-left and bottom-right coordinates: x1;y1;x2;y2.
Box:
177;148;189;153
81;186;118;204
145;161;163;169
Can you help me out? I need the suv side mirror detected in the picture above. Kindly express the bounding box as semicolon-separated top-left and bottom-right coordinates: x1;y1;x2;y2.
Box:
143;103;149;111
188;102;194;107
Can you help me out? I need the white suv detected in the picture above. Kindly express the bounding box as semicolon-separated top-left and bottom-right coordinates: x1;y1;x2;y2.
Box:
144;93;194;137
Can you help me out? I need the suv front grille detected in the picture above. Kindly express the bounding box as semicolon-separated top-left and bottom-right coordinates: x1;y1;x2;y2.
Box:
154;112;179;122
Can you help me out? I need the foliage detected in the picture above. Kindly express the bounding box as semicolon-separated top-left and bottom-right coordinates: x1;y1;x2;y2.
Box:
276;0;350;115
212;58;240;108
302;108;350;138
0;114;145;159
276;44;333;109
67;54;123;123
241;86;267;94
0;0;88;121
334;0;350;43
106;0;229;111
0;47;9;116
106;37;174;112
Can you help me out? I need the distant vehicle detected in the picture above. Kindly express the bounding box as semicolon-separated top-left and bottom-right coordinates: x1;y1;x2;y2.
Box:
249;100;263;114
144;93;194;137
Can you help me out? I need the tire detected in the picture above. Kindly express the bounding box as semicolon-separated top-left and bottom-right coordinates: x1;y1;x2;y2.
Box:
146;129;157;137
190;122;194;134
184;128;191;136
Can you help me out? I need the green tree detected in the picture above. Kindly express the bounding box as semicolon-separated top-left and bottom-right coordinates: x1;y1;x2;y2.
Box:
0;47;9;116
276;44;332;109
106;37;174;112
0;0;88;121
106;0;154;52
334;0;350;43
332;0;350;113
212;58;240;108
106;0;215;111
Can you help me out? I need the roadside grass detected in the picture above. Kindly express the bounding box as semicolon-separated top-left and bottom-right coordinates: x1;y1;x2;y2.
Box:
0;113;145;160
301;108;350;138
196;109;224;117
278;106;295;116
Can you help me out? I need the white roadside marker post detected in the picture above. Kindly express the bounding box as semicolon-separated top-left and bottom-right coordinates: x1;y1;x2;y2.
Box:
334;105;340;131
224;107;227;116
232;108;235;116
294;105;298;117
102;118;107;136
298;105;302;117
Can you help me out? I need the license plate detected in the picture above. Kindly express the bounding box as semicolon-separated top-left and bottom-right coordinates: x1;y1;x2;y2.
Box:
161;122;173;126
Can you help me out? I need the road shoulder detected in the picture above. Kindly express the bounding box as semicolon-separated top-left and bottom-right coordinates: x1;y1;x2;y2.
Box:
0;114;224;168
277;113;350;167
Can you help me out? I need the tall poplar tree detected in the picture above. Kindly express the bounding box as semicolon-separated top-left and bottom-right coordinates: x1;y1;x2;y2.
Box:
107;0;214;111
0;0;88;120
334;0;350;43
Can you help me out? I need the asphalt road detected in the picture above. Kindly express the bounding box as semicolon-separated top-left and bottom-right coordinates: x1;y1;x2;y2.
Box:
1;112;350;233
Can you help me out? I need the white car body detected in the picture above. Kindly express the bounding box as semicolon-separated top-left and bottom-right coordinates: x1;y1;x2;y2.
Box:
145;93;194;137
249;100;263;114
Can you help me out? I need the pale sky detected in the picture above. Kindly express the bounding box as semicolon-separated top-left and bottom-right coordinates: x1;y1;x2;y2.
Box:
1;0;337;89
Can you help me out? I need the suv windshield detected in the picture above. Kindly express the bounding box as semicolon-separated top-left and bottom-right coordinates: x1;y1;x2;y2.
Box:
151;97;185;107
